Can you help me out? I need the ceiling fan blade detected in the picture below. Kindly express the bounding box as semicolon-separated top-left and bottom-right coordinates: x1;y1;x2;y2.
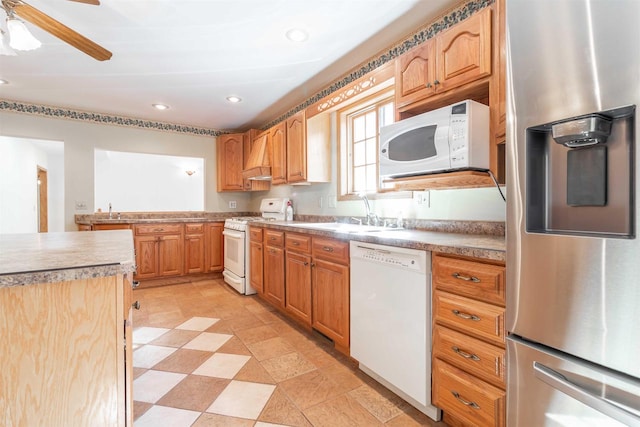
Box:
12;1;112;61
68;0;100;5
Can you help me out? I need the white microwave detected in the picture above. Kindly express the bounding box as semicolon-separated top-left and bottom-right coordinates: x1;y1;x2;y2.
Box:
379;100;490;179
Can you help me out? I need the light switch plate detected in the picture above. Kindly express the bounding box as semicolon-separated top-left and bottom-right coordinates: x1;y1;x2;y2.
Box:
229;201;237;209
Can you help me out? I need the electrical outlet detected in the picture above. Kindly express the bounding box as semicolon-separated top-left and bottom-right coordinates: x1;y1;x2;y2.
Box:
229;201;237;209
328;195;337;208
75;200;88;211
416;191;430;206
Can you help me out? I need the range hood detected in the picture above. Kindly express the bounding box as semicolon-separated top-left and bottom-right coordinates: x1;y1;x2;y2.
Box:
242;134;272;180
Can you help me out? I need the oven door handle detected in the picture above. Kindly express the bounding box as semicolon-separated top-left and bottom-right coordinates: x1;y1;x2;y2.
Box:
223;229;245;239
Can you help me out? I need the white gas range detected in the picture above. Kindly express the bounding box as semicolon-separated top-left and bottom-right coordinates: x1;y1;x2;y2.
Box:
222;198;289;295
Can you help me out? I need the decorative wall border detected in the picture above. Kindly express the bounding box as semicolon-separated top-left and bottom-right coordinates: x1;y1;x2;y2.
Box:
0;100;224;137
0;0;492;137
261;0;493;130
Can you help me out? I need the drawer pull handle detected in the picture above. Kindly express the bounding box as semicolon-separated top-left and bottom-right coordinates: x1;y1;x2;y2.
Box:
132;301;141;310
451;391;480;410
269;248;276;253
323;246;334;252
304;262;309;266
153;228;164;233
452;346;481;361
292;241;300;245
452;309;481;321
452;272;480;283
270;237;276;240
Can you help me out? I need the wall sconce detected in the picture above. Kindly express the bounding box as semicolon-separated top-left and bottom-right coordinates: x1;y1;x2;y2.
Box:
185;170;196;176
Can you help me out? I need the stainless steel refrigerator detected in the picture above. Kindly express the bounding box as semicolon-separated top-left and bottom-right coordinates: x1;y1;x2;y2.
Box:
506;0;640;425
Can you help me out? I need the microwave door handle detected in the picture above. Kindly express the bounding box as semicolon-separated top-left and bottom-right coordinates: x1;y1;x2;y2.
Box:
533;362;640;425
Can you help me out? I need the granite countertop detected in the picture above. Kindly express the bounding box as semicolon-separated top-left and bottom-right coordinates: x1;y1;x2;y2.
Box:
0;230;136;287
251;221;506;262
75;211;243;225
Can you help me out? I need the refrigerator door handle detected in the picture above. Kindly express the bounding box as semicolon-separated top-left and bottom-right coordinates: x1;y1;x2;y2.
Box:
533;362;640;425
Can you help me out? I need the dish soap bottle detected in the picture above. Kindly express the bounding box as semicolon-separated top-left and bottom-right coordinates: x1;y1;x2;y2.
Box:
285;200;294;221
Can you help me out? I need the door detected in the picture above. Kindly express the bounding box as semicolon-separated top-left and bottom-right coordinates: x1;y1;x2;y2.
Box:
222;229;245;277
135;236;158;279
216;133;244;191
263;245;285;308
206;223;224;272
158;234;183;277
37;167;48;233
286;111;306;183
285;251;312;325
270;122;287;185
508;336;640;426
185;234;205;274
249;241;263;293
312;258;349;349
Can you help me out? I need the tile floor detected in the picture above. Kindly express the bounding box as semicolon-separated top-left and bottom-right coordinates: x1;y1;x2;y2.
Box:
132;278;447;427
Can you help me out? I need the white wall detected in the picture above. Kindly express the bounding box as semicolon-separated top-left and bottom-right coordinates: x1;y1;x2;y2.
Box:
0;136;66;233
94;149;204;212
0;111;251;231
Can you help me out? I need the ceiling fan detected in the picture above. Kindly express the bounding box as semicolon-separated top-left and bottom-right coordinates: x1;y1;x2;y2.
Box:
1;0;112;61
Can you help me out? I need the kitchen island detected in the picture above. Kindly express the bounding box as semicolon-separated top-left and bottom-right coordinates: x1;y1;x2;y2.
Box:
0;231;136;427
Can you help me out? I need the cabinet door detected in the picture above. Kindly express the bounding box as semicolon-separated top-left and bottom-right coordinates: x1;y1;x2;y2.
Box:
249;241;264;294
286;111;307;183
435;7;492;93
270;122;287;185
263;245;285;308
395;40;436;107
285;251;312;325
158;234;184;277
491;0;506;143
312;258;349;349
217;133;245;192
206;223;224;272
185;234;205;274
135;235;159;279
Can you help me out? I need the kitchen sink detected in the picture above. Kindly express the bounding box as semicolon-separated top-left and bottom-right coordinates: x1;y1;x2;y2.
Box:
290;222;403;234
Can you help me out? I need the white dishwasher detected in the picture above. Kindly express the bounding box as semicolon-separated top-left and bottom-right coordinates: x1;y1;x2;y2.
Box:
350;241;440;421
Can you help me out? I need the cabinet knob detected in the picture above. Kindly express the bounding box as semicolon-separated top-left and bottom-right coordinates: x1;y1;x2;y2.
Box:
426;82;432;88
322;246;334;252
434;79;440;85
132;280;140;289
311;263;315;268
292;241;300;246
132;301;141;310
304;262;309;266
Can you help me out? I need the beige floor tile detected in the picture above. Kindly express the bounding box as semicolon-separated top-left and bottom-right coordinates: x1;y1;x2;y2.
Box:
134;404;201;427
235;324;280;345
234;357;276;384
205;319;236;334
216;336;253;356
279;369;346;410
133;370;187;403
257;389;312;427
191;412;255;427
348;383;406;423
149;329;201;347
261;352;317;382
225;313;266;332
321;362;365;392
247;336;296;361
303;394;384;427
175;316;220;331
385;406;445;427
133;345;177;369
155;375;230;412
133;400;153;420
133;326;171;344
133;367;148;380
207;380;276;420
151;348;214;374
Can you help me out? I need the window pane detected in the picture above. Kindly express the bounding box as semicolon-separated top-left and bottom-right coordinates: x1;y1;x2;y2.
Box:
365;111;377;138
353;141;366;167
353;115;366;142
379;102;394;129
365;137;377;164
354;166;366;193
366;164;377;192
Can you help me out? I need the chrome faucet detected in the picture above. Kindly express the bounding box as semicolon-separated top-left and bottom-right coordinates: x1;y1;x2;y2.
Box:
108;203;112;219
357;193;379;226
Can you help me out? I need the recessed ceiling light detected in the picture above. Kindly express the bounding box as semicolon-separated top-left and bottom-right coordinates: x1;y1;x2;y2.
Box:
285;28;308;42
226;96;242;103
152;103;169;110
0;79;9;85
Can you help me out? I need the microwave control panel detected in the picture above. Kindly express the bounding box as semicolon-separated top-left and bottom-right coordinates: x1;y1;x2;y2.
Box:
450;116;469;166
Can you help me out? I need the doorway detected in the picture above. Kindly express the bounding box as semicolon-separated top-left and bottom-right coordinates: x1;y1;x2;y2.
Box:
37;166;48;233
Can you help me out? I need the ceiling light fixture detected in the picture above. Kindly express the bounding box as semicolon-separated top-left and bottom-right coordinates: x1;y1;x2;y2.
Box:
0;30;16;56
6;15;41;51
226;96;242;103
285;28;308;43
152;103;169;110
0;79;9;84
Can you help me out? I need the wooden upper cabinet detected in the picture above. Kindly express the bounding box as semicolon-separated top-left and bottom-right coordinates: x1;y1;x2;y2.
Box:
491;0;506;143
435;7;492;93
395;7;492;110
395;40;436;108
270;122;287;185
216;133;244;192
286;111;307;183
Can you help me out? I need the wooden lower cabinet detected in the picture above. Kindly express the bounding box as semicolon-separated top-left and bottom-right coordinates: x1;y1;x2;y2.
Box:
205;222;224;273
311;257;349;351
263;230;285;309
285;249;312;325
134;224;184;280
1;274;134;426
185;232;205;274
250;240;264;293
432;254;506;427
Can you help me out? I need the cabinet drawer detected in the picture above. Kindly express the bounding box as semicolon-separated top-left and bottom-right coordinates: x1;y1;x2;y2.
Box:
433;358;505;427
433;325;505;389
264;230;284;247
249;227;263;243
185;223;204;234
312;237;349;264
286;232;312;253
433;255;505;305
135;223;183;235
434;291;505;346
